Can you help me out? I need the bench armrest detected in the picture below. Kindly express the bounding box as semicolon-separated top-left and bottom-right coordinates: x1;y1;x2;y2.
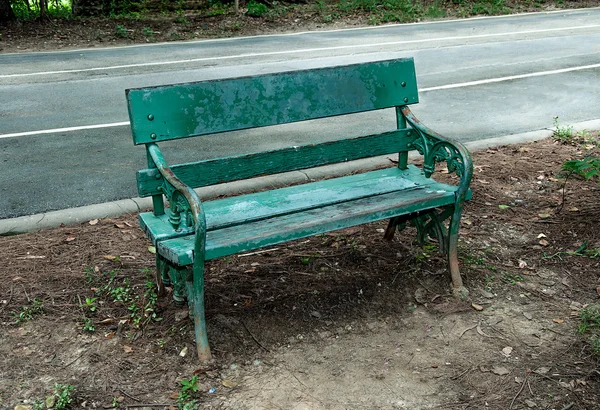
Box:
401;106;473;202
147;144;207;236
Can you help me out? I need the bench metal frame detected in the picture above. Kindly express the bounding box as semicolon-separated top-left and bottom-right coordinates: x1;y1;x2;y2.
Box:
126;58;473;361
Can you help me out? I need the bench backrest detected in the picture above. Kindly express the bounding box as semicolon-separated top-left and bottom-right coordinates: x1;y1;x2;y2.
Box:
127;58;420;197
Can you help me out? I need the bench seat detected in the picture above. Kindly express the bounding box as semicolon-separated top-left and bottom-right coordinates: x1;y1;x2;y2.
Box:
139;165;471;264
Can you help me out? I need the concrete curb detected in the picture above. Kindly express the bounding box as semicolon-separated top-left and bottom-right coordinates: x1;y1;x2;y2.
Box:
2;120;599;236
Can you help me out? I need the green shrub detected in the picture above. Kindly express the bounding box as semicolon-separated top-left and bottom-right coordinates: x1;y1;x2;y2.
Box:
247;0;268;17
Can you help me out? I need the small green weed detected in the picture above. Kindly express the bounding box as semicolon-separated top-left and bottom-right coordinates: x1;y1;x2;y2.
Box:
502;273;524;285
84;267;160;331
12;299;44;324
247;0;268;17
115;25;128;38
32;399;45;410
52;383;75;410
552;116;574;142
415;243;438;263
80;296;97;312
82;318;96;333
177;375;199;409
142;27;155;38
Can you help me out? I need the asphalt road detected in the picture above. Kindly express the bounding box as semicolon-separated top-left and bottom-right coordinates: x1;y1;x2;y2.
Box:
1;8;600;218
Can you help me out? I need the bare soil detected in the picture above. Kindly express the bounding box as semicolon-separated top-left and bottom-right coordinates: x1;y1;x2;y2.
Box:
0;0;599;53
1;136;599;410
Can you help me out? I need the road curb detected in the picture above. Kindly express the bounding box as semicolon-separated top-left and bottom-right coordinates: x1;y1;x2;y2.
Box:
2;121;599;236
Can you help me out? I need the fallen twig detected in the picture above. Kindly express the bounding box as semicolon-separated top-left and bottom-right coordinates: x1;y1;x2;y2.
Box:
119;389;141;402
509;374;527;409
241;320;270;352
238;248;279;257
459;323;478;338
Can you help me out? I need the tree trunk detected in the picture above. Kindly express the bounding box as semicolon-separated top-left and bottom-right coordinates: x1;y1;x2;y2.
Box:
38;0;48;19
0;0;16;22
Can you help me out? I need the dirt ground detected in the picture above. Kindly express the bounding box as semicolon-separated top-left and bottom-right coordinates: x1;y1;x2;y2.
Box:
1;0;599;53
1;135;599;410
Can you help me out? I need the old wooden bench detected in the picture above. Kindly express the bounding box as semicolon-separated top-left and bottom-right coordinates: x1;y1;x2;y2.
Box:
126;58;473;361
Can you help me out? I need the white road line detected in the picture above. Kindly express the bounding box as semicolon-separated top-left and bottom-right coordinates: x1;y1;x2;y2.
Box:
0;122;130;139
2;7;598;56
3;24;600;79
2;61;600;140
420;62;600;92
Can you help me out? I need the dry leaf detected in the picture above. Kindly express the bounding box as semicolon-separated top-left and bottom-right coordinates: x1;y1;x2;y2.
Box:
491;366;510;376
519;147;529;152
65;237;75;242
596;286;600;296
478;179;491;184
115;223;127;229
471;303;484;311
538;213;551;219
536;175;545;180
148;246;156;254
168;391;179;400
568;207;579;212
539;239;549;247
221;379;238;389
88;219;99;225
179;346;188;357
123;345;133;353
105;332;115;340
537;233;547;239
552;318;564;324
103;255;119;261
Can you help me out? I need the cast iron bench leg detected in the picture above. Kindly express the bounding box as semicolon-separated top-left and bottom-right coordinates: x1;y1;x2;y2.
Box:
188;254;211;361
448;203;468;299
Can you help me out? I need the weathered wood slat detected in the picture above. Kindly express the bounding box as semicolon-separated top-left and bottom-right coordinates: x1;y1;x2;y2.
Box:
126;58;418;145
157;184;458;265
139;166;442;244
137;129;415;195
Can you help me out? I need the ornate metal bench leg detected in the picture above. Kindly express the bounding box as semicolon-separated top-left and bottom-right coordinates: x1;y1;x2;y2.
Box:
448;204;468;299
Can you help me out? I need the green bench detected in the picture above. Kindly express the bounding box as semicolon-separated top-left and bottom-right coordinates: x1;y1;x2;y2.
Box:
126;58;473;361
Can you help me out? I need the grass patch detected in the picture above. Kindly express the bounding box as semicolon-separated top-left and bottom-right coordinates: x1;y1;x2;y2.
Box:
578;305;600;356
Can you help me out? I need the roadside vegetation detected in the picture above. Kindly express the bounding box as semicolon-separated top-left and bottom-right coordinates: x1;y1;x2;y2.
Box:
1;0;599;52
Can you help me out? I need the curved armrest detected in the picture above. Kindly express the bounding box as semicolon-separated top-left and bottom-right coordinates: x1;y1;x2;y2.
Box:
147;144;207;235
401;106;473;202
